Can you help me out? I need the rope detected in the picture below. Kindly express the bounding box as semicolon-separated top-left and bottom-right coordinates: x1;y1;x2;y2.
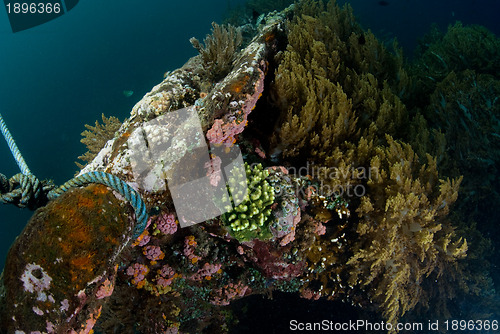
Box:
0;173;54;210
0;112;148;239
48;171;148;239
0;112;32;175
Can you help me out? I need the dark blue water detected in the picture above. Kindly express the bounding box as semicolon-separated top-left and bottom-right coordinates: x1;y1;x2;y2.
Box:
0;0;499;296
340;0;500;56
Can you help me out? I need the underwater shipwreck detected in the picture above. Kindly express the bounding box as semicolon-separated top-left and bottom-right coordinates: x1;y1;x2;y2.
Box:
1;0;500;333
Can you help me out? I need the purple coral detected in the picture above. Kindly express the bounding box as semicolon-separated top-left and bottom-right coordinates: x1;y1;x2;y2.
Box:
95;279;114;299
135;231;151;247
205;155;222;186
206;119;226;145
164;327;179;334
206;68;265;146
143;245;165;261
183;235;201;264
159;265;175;278
210;282;250;306
126;263;149;287
156;213;178;235
157;265;176;287
190;263;222;281
313;222;326;236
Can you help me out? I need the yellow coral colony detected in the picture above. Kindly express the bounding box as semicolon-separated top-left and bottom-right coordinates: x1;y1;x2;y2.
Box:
269;0;467;326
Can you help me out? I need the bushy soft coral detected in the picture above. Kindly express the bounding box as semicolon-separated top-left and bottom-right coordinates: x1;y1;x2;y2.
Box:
268;0;408;162
347;136;467;325
190;22;242;81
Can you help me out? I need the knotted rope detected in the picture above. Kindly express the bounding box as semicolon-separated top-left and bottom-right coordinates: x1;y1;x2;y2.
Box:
0;112;148;239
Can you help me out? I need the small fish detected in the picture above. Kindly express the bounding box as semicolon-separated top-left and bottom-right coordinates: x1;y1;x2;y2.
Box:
378;1;390;6
123;90;134;97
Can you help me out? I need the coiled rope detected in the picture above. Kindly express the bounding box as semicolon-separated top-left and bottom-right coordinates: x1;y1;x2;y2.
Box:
0;112;148;239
